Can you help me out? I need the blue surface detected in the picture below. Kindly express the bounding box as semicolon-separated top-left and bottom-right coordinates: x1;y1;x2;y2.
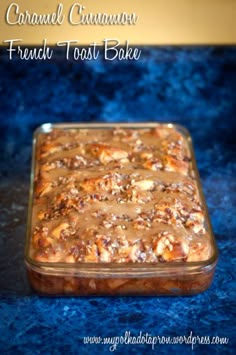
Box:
0;47;235;354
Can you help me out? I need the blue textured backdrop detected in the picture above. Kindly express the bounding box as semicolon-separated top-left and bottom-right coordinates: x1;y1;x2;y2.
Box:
0;47;235;354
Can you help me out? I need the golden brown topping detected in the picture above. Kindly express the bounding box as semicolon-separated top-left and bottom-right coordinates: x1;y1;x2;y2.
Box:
90;143;128;164
163;155;189;175
153;232;189;261
131;179;155;191
51;223;70;239
80;172;122;192
30;126;210;264
142;159;163;171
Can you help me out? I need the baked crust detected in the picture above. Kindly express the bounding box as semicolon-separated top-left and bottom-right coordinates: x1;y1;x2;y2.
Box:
30;127;212;264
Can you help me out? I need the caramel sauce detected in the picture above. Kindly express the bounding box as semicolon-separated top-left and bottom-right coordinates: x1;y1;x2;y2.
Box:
30;127;211;263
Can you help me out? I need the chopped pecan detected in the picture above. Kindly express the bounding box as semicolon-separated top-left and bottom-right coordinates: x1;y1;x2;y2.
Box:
133;216;151;230
126;188;152;204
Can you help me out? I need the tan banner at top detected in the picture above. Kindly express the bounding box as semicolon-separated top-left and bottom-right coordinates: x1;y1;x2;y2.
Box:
1;0;236;45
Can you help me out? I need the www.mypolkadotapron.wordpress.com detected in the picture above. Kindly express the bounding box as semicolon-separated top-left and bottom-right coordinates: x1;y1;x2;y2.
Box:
83;330;229;351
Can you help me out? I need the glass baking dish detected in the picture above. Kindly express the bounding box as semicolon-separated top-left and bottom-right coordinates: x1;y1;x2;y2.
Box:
24;123;218;295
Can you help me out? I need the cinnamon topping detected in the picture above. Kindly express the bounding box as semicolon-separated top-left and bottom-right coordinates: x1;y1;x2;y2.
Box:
31;127;212;263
